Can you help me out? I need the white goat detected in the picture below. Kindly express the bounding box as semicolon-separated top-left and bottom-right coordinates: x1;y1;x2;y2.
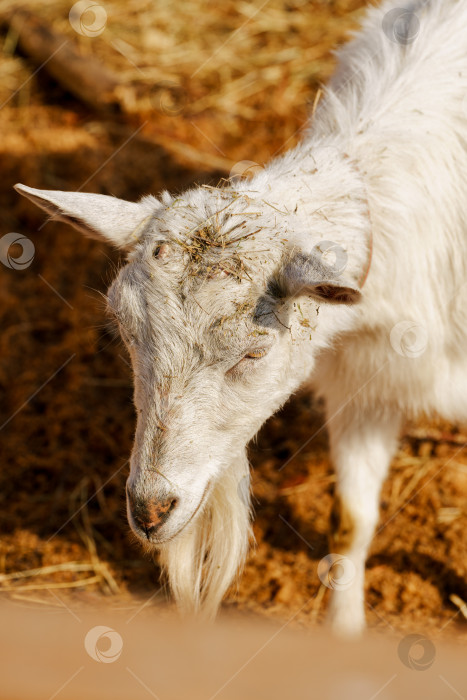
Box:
15;0;467;636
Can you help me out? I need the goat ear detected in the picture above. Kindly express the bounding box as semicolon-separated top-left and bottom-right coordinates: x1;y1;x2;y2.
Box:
281;251;361;304
14;184;156;250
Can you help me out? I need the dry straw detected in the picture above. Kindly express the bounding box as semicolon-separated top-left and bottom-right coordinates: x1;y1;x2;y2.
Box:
0;0;367;170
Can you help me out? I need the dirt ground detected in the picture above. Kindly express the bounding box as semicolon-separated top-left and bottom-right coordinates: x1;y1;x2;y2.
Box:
1;0;467;643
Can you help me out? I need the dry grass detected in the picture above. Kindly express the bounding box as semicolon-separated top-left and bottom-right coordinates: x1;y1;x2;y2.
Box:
0;0;367;170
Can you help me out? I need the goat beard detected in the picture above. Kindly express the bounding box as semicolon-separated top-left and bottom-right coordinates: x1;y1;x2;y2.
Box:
157;453;253;619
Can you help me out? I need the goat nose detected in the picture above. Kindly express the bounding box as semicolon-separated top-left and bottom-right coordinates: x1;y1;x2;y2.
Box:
128;490;178;538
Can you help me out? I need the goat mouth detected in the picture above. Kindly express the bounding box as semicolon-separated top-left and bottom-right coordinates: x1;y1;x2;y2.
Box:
130;480;212;546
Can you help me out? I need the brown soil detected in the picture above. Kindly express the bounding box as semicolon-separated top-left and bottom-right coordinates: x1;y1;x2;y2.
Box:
1;0;466;642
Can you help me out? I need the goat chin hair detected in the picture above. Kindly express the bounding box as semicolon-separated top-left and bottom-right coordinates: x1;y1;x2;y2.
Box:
158;454;253;619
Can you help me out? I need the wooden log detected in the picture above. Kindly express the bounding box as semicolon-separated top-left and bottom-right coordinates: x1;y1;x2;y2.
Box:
6;8;122;112
1;9;235;173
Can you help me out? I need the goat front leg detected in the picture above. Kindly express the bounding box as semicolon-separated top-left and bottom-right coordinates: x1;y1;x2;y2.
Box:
324;404;401;637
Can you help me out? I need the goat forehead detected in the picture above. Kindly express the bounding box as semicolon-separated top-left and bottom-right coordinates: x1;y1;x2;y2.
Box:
109;258;273;362
138;189;283;280
107;188;282;358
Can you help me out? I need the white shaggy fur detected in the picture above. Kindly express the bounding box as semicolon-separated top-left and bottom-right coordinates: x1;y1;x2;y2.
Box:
16;0;467;635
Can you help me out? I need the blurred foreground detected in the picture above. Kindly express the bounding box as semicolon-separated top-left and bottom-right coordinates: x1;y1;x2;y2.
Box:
1;601;466;700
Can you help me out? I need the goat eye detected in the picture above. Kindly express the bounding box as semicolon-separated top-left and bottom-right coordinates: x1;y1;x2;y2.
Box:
153;242;171;259
244;349;268;359
226;348;269;378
